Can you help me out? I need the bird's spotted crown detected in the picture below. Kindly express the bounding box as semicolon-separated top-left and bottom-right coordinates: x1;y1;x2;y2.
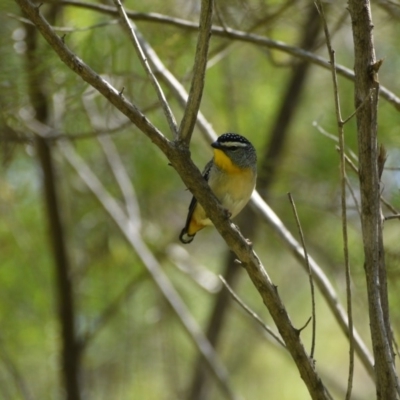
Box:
217;133;251;147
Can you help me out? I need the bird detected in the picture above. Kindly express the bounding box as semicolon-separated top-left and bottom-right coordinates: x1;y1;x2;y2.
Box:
179;133;257;244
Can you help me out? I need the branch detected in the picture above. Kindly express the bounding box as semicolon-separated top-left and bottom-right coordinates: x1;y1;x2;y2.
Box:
287;193;316;359
178;0;213;144
348;1;400;398
219;276;285;348
98;135;142;228
111;0;178;137
133;25;218;142
315;2;354;398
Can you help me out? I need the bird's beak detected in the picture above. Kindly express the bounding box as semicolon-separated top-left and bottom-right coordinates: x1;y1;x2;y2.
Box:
211;141;221;149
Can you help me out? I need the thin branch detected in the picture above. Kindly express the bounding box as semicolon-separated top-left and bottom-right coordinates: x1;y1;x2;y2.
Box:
316;123;400;219
134;25;218;142
345;175;362;219
97;135;142;229
342;88;375;125
385;214;400;221
219;276;285;348
112;0;177;137
313;121;358;161
178;0;213;144
287;193;316;359
315;2;354;398
166;244;221;293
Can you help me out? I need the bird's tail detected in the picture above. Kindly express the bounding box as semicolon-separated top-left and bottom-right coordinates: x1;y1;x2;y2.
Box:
179;228;195;244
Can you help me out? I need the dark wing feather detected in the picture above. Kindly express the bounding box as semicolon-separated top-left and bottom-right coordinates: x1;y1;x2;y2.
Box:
180;159;213;241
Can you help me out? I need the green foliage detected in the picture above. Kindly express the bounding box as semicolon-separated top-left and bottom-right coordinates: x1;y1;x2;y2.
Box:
1;1;400;399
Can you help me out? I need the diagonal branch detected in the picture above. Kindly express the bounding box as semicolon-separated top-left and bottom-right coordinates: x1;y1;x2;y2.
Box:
219;276;285;348
97;135;142;229
288;193;316;359
315;2;355;398
112;0;178;137
178;0;213;144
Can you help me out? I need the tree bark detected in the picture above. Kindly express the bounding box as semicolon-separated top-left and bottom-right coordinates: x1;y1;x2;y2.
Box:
347;1;399;398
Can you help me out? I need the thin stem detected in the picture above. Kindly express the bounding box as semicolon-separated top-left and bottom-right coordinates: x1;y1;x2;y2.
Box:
287;193;316;359
112;0;178;137
219;276;285;348
315;2;354;398
178;0;213;144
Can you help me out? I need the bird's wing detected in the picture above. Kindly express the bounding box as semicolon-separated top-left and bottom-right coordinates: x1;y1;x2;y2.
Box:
182;159;213;229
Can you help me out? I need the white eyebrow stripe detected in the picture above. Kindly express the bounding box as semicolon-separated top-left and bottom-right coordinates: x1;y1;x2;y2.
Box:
220;141;248;147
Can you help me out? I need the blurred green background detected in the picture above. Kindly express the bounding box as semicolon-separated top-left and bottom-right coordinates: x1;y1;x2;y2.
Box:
1;0;400;399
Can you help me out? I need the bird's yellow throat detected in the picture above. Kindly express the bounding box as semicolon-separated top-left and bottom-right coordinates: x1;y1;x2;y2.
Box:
213;149;243;173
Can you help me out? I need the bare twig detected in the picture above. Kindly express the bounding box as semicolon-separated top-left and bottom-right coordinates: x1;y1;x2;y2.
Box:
313;121;358;161
133;25;218;142
112;0;177;137
287;193;316;359
219;276;285;348
345;175;362;219
178;0;213;144
385;214;400;221
315;2;354;398
317;124;400;218
98;135;142;229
